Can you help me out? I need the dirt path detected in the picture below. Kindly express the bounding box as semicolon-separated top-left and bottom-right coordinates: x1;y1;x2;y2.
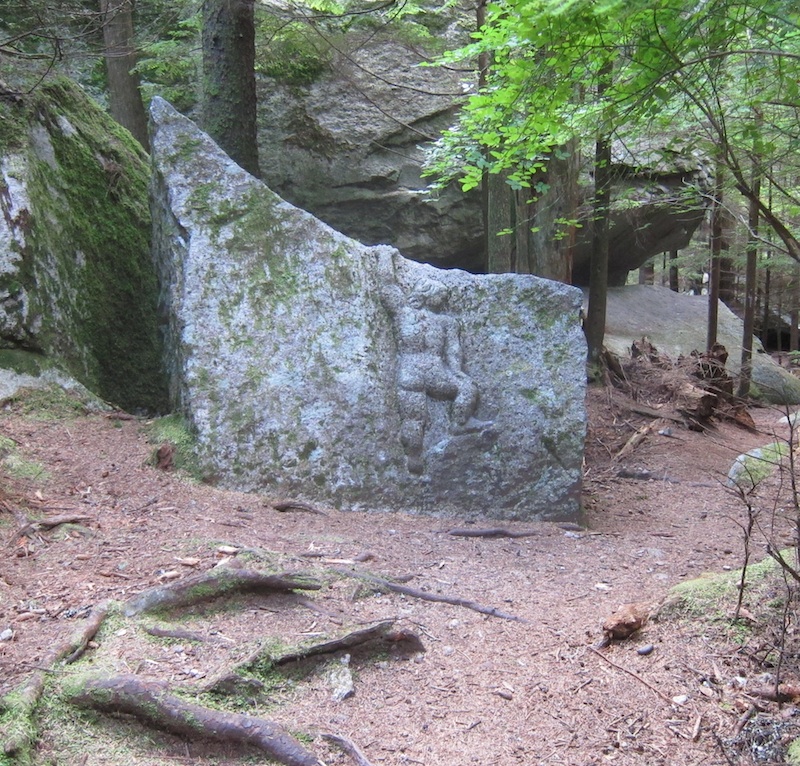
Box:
0;385;798;765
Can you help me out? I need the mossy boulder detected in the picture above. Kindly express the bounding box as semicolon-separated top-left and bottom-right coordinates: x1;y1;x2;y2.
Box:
0;78;167;412
150;97;587;521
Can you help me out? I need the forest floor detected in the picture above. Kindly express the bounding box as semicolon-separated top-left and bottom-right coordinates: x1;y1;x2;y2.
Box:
2;363;800;766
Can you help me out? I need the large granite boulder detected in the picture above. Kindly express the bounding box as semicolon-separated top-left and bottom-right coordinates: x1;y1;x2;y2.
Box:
602;285;800;404
258;36;485;272
258;34;710;281
150;98;587;521
0;79;167;411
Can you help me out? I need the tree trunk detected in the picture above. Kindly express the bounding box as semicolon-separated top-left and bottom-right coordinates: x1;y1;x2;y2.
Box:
201;0;260;178
486;170;513;273
638;260;654;285
585;64;613;366
669;250;679;292
738;161;760;398
526;141;578;283
100;0;149;151
707;162;724;351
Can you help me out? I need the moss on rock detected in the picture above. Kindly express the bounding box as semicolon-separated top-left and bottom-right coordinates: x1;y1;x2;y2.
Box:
3;79;167;412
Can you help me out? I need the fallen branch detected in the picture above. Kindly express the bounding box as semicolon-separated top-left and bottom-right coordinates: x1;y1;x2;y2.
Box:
11;513;94;542
2;601;109;756
270;499;328;516
144;625;207;642
273;620;424;666
124;568;321;616
587;645;671;703
334;569;526;623
321;733;376;766
69;674;320;766
613;419;660;462
446;527;539;539
203;620;424;695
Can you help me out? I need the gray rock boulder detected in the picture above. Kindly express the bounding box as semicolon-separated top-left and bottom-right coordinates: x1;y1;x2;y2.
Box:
601;285;800;404
258;37;484;271
0;79;167;411
151;98;587;521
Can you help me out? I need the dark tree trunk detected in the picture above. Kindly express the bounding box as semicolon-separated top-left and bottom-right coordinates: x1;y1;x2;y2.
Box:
100;0;149;151
669;250;679;291
486;171;513;272
526;141;578;283
585;64;612;366
638;260;655;285
707;163;724;351
738;166;760;398
201;0;260;178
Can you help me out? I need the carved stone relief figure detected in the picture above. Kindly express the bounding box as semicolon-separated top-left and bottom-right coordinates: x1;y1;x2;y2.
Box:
377;253;492;474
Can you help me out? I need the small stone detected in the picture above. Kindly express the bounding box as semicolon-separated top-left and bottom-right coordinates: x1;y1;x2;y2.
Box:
637;644;655;656
672;694;689;705
0;628;13;641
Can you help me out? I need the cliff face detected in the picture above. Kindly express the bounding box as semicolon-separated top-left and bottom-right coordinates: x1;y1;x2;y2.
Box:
0;79;167;411
257;35;710;282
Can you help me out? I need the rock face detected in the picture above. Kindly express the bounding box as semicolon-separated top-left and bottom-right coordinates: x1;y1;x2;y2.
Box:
150;98;587;521
601;285;800;404
257;36;709;281
0;79;167;411
258;37;485;272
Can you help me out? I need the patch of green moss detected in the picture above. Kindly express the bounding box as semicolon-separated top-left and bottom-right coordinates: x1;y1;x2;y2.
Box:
6;385;89;420
144;414;202;479
255;15;330;85
0;349;48;377
22;79;168;412
788;737;800;765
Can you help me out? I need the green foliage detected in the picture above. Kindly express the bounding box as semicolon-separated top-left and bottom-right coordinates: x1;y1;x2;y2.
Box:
136;13;202;111
425;0;800;260
255;13;330;85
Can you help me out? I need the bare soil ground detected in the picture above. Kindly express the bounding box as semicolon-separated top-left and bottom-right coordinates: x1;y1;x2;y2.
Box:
2;376;800;766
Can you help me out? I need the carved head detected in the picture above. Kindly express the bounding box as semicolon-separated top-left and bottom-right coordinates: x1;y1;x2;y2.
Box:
409;278;448;311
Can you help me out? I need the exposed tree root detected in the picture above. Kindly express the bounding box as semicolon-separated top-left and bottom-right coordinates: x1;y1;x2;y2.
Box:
270;498;328;515
68;674;321;766
123;567;322;616
1;600;109;757
334;568;527;623
203;620;424;694
446;527;540;539
9;513;94;544
321;732;376;766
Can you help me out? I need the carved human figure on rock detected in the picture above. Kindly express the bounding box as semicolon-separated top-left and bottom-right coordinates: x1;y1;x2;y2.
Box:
378;252;492;474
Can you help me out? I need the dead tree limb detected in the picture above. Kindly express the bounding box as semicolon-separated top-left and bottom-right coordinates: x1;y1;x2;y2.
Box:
270;499;328;516
69;674;320;766
203;620;424;695
334;569;527;623
446;527;539;539
124;568;321;616
10;513;94;544
587;645;671;703
321;732;376;766
2;601;109;756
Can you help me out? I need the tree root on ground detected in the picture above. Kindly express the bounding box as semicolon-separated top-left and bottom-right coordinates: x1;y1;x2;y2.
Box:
334;568;527;622
123;567;322;616
68;674;321;766
321;732;376;766
446;527;540;539
1;600;110;757
203;619;424;694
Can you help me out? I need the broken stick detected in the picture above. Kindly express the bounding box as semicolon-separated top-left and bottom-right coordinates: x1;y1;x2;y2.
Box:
335;569;526;623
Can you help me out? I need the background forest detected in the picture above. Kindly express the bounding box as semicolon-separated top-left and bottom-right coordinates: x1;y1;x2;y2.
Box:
2;0;800;370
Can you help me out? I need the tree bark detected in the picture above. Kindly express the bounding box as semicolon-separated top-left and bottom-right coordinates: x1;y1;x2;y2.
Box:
486;170;514;272
100;0;149;151
585;63;613;366
201;0;261;178
738;151;760;398
70;675;320;766
707;161;724;351
669;250;679;292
